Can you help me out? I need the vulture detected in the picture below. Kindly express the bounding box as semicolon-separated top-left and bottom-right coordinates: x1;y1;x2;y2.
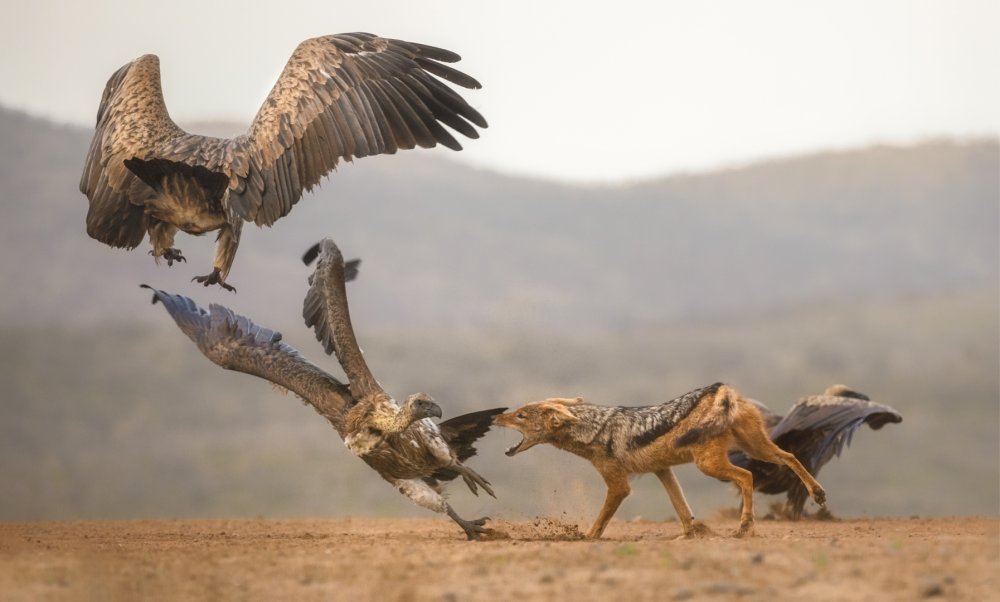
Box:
143;238;504;539
82;33;487;291
730;385;903;519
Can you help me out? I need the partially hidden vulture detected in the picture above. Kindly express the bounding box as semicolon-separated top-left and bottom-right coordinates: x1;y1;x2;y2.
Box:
730;385;902;519
143;238;504;539
83;33;487;291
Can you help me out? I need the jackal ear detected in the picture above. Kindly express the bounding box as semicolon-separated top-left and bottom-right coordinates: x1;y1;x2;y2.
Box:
547;396;583;405
542;403;578;429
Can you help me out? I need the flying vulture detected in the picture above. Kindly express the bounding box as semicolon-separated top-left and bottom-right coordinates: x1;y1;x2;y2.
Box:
83;33;487;291
730;385;902;519
143;239;504;539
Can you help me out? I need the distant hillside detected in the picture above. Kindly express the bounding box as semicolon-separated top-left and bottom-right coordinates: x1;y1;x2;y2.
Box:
1;290;995;520
0;107;996;330
0;107;996;522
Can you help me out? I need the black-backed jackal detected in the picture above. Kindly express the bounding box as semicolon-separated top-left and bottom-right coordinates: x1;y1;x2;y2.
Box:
495;383;826;539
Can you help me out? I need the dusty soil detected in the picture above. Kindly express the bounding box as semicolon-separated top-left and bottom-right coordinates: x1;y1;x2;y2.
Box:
0;516;996;601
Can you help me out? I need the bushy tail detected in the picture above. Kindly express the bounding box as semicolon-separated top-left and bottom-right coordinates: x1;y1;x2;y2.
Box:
674;383;740;448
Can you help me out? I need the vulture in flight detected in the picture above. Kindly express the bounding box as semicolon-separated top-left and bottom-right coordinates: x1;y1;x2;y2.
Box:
83;33;487;291
143;238;504;539
730;385;902;519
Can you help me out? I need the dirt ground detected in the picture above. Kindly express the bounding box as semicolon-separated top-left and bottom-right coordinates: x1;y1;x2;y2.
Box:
0;515;996;601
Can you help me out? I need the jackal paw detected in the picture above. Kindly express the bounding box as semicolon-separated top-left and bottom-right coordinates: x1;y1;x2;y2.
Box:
192;268;236;292
812;486;827;507
733;521;755;538
680;521;714;539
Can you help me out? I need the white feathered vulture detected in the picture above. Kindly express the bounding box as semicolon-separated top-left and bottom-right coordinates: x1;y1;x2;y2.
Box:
83;33;487;291
143;238;503;539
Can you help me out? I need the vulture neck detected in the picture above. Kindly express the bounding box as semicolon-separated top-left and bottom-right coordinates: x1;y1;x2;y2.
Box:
344;396;423;457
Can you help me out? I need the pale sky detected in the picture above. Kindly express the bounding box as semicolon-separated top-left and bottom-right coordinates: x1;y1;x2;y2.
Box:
2;0;997;183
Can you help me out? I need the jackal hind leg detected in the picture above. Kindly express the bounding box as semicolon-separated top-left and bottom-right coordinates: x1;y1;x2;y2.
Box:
693;443;756;537
655;468;712;539
734;426;826;508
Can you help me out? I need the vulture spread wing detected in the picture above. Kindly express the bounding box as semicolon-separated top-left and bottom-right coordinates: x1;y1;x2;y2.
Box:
301;238;383;402
229;33;488;227
730;389;902;515
143;285;353;428
767;394;903;473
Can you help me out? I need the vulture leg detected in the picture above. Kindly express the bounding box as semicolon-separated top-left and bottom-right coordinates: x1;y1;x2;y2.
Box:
147;222;185;266
445;506;492;541
392;478;491;540
192;221;242;292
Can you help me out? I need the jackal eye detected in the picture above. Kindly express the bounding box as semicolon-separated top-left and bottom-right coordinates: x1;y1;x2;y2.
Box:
516;412;527;420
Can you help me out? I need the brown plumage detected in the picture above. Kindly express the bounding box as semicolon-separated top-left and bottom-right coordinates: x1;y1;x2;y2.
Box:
144;238;503;540
82;33;487;291
730;385;902;519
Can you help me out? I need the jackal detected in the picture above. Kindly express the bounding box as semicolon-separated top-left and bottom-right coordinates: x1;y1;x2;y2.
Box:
495;383;826;538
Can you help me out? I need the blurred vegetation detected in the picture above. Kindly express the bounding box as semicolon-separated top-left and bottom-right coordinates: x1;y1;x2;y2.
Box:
1;290;995;521
0;107;996;522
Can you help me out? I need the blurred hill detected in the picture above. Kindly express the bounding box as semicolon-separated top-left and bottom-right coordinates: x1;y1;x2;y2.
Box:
0;107;996;521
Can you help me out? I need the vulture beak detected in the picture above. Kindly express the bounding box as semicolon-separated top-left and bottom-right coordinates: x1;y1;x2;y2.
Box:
427;402;443;419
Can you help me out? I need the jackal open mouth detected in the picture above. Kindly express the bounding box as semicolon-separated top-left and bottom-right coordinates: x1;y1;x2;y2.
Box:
505;436;527;456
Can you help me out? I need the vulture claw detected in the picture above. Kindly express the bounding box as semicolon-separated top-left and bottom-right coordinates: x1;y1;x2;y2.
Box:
192;268;236;292
446;507;494;541
150;248;187;267
455;465;496;499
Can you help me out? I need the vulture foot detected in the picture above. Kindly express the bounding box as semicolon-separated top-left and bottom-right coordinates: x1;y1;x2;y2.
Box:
192;268;236;292
150;248;187;267
447;507;493;541
455;465;496;498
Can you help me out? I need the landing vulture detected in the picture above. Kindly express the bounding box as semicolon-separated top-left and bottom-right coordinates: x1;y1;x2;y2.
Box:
144;239;503;540
84;33;487;291
730;385;902;519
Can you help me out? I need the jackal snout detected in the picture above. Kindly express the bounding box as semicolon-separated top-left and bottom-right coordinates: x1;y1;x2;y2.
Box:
494;398;582;456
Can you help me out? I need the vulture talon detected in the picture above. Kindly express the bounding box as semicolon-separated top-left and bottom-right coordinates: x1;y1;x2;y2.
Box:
163;248;186;266
192;269;236;292
149;248;187;267
453;513;493;541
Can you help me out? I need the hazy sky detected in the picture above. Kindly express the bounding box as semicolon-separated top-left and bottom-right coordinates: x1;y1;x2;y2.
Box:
2;0;997;182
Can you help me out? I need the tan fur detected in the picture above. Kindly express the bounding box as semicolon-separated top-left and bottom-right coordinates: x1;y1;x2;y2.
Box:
496;384;826;539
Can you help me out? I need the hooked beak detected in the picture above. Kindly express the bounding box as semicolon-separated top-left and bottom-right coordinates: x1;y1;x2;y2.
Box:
427;402;443;419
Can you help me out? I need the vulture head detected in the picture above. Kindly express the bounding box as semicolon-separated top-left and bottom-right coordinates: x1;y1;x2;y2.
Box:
403;393;443;422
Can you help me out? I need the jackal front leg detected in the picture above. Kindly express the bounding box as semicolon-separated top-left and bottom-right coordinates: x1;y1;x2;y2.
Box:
587;470;631;539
